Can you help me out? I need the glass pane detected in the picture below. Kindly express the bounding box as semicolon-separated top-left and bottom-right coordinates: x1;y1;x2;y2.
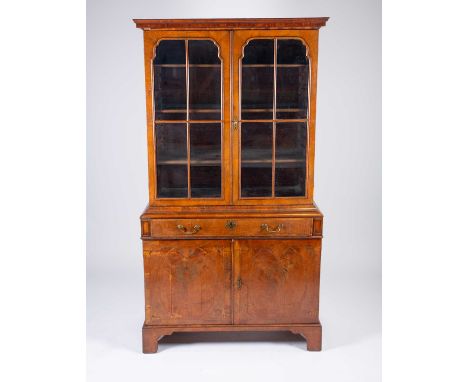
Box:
188;40;221;120
153;40;187;121
241;122;273;197
190;123;221;198
241;39;274;120
277;39;308;65
191;166;221;198
155;123;188;198
275;122;307;197
154;40;186;64
276;39;309;119
188;40;220;64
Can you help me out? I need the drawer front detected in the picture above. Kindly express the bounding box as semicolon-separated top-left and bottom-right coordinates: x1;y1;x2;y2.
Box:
144;217;321;238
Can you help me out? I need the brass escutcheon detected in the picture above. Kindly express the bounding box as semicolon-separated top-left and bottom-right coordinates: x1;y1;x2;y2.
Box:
225;220;237;230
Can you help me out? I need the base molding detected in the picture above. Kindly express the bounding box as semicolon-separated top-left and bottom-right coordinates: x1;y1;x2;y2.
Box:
142;322;322;353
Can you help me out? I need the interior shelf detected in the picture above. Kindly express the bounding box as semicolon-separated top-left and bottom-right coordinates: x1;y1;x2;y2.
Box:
242;149;305;160
156;109;221;113
154;64;221;67
158;151;221;166
154;64;306;68
241;108;306;113
240;186;304;198
243;64;308;68
242;158;305;164
158;160;221;166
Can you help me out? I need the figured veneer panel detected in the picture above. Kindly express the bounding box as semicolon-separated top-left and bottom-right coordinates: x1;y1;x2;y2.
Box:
138;20;327;352
143;240;232;325
148;217;316;238
234;239;321;324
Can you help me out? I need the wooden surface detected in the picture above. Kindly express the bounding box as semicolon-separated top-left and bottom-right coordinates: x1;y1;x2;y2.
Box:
143;240;232;325
142;323;322;353
137;18;327;352
233;240;321;325
134;18;329;31
141;28;320;206
141;203;323;218
147;217;318;238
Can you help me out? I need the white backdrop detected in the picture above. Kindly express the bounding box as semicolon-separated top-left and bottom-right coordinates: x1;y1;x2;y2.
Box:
87;0;381;380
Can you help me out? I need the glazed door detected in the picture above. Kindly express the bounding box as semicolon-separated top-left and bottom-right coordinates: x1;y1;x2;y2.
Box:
144;31;231;205
233;240;321;324
232;30;318;205
143;240;232;325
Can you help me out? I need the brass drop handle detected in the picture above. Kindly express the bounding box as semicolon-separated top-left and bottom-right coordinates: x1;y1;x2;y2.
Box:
260;223;284;233
176;224;201;235
232;119;239;130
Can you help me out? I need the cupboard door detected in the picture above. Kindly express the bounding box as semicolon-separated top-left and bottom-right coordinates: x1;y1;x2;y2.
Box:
234;240;321;324
144;31;231;205
232;30;319;204
143;240;232;325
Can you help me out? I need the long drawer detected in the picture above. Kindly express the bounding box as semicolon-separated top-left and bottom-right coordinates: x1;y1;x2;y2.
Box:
141;217;323;238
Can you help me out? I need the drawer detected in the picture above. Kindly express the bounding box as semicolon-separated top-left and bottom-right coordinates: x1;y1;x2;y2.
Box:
142;217;322;238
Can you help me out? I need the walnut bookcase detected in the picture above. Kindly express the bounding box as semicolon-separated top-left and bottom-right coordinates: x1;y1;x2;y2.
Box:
134;17;329;352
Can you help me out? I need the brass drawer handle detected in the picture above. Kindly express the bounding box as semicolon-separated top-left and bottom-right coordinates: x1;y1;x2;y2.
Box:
176;224;201;235
260;223;284;233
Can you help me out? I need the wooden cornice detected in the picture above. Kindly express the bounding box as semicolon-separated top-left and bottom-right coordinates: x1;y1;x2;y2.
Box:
133;17;329;31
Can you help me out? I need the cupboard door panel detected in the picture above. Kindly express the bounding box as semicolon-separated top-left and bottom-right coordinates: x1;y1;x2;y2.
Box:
234;239;321;324
143;240;232;325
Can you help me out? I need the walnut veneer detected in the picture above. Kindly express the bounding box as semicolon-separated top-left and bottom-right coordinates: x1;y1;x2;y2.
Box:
134;17;328;352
